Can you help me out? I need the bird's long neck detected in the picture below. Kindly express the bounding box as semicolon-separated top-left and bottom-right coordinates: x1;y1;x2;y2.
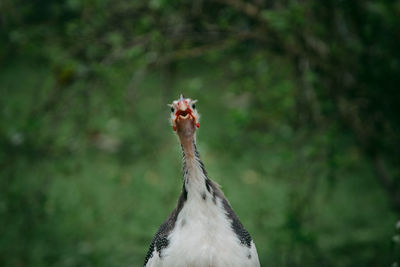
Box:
179;134;210;200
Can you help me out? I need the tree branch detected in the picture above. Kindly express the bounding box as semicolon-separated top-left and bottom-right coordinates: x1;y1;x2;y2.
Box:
216;0;266;23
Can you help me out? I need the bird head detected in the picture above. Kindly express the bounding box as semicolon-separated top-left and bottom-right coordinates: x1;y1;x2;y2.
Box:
169;94;200;137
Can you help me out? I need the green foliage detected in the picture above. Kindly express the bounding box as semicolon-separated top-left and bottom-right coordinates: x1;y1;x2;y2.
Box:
1;0;399;266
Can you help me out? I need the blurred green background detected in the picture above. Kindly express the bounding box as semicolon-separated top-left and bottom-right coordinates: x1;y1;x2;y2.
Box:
1;0;400;266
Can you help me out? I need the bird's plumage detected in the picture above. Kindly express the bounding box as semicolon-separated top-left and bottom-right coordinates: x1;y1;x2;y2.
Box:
144;96;260;267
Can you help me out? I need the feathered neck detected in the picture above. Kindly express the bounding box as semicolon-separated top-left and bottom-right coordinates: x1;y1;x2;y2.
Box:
179;134;209;200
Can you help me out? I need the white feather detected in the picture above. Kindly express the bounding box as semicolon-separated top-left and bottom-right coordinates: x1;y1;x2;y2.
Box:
146;155;260;267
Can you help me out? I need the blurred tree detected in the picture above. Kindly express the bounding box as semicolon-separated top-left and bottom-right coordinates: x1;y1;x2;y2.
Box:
0;0;399;266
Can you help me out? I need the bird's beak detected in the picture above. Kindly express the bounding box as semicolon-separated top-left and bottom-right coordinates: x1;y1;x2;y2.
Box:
178;100;188;111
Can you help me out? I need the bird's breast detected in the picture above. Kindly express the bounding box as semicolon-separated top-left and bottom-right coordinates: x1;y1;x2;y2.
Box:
154;196;259;267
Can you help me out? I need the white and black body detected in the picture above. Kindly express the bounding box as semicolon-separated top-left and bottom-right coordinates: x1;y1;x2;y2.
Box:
144;95;260;267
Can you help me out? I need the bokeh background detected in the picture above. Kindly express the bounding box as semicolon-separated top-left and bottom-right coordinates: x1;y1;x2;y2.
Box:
1;0;400;266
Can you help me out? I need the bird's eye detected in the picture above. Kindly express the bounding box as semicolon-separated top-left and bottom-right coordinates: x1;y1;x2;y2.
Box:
192;104;196;109
171;107;175;112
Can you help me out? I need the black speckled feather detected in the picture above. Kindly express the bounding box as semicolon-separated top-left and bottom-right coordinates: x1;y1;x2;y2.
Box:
205;177;253;248
144;141;253;266
143;184;187;266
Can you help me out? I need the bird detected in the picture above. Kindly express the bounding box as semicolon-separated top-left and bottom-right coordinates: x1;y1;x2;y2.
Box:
144;95;260;267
